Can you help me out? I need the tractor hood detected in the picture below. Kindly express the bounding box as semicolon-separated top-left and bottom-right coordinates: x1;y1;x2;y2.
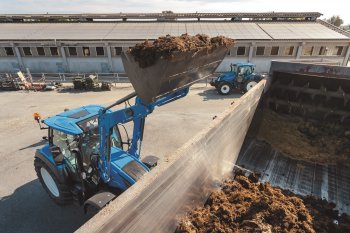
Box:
108;147;149;189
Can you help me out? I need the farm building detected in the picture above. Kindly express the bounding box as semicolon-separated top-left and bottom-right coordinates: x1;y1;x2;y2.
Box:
0;12;349;75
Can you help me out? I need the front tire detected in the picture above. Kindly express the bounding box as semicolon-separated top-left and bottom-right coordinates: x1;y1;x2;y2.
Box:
218;82;232;95
243;79;258;92
34;158;72;205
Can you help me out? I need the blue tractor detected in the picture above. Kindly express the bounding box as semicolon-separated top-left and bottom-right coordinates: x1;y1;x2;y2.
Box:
33;47;228;211
210;63;264;95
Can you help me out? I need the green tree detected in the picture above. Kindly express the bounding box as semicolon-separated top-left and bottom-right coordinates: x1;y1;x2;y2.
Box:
326;15;344;27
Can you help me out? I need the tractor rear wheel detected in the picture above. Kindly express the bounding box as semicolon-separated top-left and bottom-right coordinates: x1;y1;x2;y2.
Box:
218;82;232;95
34;158;72;205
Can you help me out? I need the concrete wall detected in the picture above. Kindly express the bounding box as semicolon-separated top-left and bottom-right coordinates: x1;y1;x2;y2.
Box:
77;81;265;233
22;57;65;73
66;57;111;73
0;57;20;73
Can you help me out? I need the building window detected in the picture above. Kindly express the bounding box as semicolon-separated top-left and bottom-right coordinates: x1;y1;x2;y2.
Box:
96;47;105;56
23;47;32;56
237;47;246;56
256;46;265;56
271;46;279;56
114;47;122;56
37;47;45;56
68;47;77;56
50;47;59;56
83;47;90;56
319;46;327;56
5;47;14;56
333;46;344;56
284;46;294;56
303;46;314;56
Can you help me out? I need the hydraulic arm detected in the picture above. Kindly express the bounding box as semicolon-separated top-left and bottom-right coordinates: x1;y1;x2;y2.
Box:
98;87;189;182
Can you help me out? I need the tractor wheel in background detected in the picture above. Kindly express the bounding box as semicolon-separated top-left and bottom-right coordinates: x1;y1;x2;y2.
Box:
218;82;232;95
34;157;72;205
243;79;258;92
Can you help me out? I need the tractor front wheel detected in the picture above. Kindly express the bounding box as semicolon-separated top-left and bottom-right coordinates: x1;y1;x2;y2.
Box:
34;158;72;205
243;80;258;92
218;82;232;95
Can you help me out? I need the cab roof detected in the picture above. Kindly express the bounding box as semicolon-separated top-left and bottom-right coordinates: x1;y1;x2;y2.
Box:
44;105;104;135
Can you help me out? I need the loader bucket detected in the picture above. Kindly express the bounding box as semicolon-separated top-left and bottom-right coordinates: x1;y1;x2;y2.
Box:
121;46;229;104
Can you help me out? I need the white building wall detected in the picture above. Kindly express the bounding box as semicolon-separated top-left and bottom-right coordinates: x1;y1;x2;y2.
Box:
0;57;20;72
1;42;349;74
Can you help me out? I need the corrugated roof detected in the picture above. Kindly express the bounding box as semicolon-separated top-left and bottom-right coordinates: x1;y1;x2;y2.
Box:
0;21;348;41
0;12;323;22
258;22;349;39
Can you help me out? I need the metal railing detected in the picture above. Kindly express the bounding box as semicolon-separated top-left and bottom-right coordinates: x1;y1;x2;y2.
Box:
0;72;214;86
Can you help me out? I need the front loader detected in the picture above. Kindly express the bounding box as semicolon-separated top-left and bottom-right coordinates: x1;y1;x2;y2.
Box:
33;45;229;212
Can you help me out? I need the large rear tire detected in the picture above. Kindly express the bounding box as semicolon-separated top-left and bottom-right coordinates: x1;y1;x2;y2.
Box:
218;82;232;95
34;158;72;205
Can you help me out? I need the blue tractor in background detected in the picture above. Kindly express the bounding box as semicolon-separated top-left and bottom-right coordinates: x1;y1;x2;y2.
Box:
210;63;264;95
33;46;229;212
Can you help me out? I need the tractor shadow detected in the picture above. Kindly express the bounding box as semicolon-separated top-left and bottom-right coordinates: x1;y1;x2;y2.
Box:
19;139;46;151
0;180;92;233
198;88;242;101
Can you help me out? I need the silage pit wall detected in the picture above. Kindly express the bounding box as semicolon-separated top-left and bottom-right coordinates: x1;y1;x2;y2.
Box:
77;81;265;233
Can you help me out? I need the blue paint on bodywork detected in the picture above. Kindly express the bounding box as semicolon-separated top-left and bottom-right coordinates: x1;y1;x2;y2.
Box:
37;144;54;163
107;147;149;189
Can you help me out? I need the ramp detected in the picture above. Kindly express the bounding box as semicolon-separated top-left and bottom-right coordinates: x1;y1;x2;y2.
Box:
77;81;265;233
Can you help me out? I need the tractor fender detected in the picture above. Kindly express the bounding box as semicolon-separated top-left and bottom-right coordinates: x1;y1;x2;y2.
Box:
35;150;66;184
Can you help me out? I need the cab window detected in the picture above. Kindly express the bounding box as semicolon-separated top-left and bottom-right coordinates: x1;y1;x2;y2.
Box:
52;129;78;171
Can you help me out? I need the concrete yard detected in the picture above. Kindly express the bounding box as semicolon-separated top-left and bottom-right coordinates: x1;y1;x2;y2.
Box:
0;84;240;233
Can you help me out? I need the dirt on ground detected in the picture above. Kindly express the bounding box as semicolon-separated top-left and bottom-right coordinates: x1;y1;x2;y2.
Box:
129;34;234;68
176;171;350;233
257;110;350;165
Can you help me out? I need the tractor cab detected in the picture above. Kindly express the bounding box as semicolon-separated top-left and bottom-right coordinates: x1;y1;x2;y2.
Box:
210;63;262;95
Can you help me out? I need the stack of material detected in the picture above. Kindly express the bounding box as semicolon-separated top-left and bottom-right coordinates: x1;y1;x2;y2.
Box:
176;171;350;233
73;75;100;90
0;75;24;91
130;34;234;68
101;81;112;91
